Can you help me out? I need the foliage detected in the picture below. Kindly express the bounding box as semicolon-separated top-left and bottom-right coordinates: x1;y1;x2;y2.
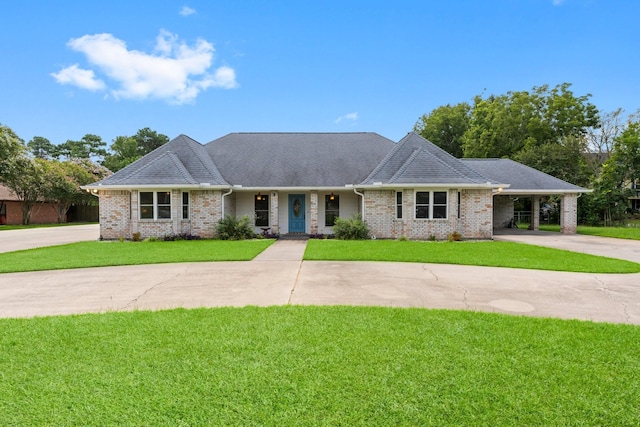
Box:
216;215;255;240
27;136;56;159
304;240;640;273
0;156;46;225
1;307;639;426
0;239;273;273
413;102;470;157
447;231;462;241
462;83;599;159
103;128;169;172
161;232;202;241
332;214;370;240
56;134;107;161
0;123;26;176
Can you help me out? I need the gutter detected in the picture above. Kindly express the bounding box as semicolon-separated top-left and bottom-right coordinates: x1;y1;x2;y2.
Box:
221;188;233;219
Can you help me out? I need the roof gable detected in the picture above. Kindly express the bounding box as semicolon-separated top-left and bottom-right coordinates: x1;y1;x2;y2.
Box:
362;132;495;185
98;134;228;187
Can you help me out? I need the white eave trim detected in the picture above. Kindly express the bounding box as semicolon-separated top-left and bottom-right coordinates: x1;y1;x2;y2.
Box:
498;189;592;195
355;182;509;190
80;183;229;191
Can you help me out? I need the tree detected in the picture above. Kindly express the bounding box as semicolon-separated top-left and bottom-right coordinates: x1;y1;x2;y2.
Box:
413;103;470;157
103;128;169;172
27;136;56;159
0;123;25;176
462;83;599;158
1;156;46;225
57;134;107;161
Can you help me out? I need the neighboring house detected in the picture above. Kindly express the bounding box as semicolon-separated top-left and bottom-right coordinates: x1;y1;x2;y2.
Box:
83;132;590;240
0;184;59;225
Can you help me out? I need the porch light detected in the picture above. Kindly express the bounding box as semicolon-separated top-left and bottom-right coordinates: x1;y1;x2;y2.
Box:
256;192;262;201
329;193;335;201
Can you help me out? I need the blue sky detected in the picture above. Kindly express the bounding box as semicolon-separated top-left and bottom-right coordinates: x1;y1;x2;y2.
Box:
1;0;638;148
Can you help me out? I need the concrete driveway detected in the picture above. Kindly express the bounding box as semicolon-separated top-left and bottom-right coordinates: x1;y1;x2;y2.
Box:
0;227;639;324
0;224;99;253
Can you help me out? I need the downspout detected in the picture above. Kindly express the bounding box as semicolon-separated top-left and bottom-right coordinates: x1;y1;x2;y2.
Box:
221;187;233;219
353;187;365;219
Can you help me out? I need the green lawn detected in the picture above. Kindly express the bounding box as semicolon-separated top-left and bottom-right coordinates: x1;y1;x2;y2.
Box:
0;222;97;231
1;306;638;426
0;239;273;273
304;239;640;273
535;224;640;240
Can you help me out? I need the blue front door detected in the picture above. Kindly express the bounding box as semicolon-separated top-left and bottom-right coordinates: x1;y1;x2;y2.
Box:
288;194;306;233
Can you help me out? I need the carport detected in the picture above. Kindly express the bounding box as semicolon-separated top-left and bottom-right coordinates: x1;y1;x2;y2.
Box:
461;159;591;234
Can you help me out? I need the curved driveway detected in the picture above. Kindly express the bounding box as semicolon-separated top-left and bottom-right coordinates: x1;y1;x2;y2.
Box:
0;225;639;324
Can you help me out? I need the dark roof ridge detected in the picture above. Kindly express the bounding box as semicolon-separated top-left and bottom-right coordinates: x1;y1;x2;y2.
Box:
179;135;228;185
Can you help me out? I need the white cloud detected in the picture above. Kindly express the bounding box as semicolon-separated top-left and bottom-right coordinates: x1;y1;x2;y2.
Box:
335;112;358;123
50;64;105;91
179;6;196;16
52;30;237;104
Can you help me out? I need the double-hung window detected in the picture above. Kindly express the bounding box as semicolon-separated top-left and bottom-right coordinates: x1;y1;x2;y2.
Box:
139;191;172;220
325;194;339;226
415;191;447;219
396;191;403;219
182;192;189;219
255;194;269;227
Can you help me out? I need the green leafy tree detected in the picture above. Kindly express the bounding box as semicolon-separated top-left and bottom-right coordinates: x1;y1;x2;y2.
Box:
27;136;56;159
462;83;599;158
40;160;101;223
413;103;470;157
103;128;169;172
57;134;107;161
1;157;46;225
0;123;26;176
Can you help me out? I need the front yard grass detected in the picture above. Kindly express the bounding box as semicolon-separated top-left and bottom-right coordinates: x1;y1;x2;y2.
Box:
0;239;273;273
1;306;638;425
535;224;640;240
304;239;640;273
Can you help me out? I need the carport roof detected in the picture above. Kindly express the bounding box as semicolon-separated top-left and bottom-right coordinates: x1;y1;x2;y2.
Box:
461;158;590;194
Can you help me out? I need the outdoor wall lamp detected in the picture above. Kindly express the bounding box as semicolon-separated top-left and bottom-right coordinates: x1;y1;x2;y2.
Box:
329;193;335;201
256;192;262;201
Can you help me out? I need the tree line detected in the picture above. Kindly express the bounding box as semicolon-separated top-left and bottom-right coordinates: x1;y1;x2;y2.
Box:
0;126;169;224
414;83;640;225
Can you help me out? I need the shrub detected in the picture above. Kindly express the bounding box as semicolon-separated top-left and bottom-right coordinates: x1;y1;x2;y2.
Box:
398;235;408;241
132;232;142;242
448;231;462;242
333;215;370;240
162;233;201;241
216;215;255;240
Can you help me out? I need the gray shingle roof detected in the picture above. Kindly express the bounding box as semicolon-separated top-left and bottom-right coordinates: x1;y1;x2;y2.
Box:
362;132;498;185
205;132;396;187
461;158;589;193
98;134;228;186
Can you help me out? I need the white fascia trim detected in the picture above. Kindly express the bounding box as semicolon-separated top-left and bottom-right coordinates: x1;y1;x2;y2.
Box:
355;183;510;190
498;189;592;195
81;184;228;190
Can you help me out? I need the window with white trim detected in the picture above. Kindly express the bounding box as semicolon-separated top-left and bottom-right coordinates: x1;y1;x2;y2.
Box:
325;194;339;226
396;191;403;219
139;191;172;220
415;191;447;219
182;192;189;219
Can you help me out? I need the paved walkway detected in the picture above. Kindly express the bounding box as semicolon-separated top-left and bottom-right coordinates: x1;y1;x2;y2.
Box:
0;228;639;324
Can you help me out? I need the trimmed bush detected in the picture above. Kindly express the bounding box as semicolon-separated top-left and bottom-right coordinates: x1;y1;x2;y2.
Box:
333;215;370;240
216;215;254;240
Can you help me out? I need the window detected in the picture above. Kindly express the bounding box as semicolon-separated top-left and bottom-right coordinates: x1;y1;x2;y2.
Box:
396;191;403;219
325;194;339;226
433;191;447;218
415;192;430;219
457;191;461;219
415;191;448;219
255;194;269;227
139;191;172;220
182;192;189;219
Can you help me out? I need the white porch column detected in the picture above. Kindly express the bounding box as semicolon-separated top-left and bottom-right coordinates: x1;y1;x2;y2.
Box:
560;193;578;234
531;197;540;231
310;191;318;234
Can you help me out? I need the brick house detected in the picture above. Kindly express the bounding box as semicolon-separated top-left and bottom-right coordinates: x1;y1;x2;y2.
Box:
83;132;589;240
0;185;60;225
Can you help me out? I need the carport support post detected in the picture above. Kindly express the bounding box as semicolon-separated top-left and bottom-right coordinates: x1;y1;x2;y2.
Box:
560;193;578;234
531;197;540;231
